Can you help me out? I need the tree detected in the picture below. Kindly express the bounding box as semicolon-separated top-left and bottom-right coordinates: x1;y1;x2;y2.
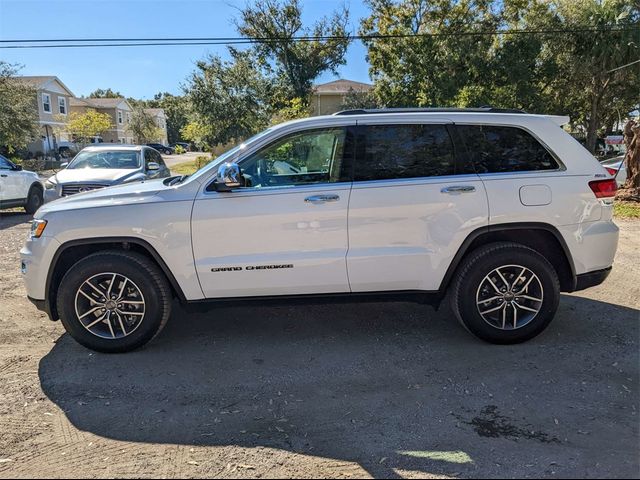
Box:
63;109;112;147
235;0;350;105
128;108;163;144
180;121;209;151
0;62;39;152
618;119;640;200
341;88;380;110
88;88;123;98
145;93;190;144
185;49;273;146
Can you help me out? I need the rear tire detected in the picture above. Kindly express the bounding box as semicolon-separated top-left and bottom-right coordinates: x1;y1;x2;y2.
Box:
24;186;43;214
57;251;172;353
450;242;560;344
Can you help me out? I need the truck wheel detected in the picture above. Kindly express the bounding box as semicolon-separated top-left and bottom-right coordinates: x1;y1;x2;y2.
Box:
450;242;560;344
57;251;172;353
25;186;43;214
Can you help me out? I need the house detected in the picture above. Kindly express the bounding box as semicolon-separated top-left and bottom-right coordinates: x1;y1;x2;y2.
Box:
69;97;134;144
310;79;373;116
14;76;75;155
143;108;169;145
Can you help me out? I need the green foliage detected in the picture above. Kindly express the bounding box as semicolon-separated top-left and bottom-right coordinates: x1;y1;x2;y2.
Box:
171;155;214;175
185;49;273;146
180;121;209;150
88;88;123;98
0;62;39;152
62;109;112;146
142;92;190;144
270;97;310;124
128;108;163;144
174;144;186;154
235;0;350;104
341;88;380;110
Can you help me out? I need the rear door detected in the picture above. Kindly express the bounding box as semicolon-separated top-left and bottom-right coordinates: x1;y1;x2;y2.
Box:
346;119;489;292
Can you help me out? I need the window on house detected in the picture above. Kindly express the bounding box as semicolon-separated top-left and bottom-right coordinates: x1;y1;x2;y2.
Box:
42;94;51;113
58;97;66;115
126;113;131;123
118;111;123;124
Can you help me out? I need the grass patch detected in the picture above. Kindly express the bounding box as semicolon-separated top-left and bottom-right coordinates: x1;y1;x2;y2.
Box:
614;201;640;219
170;155;213;175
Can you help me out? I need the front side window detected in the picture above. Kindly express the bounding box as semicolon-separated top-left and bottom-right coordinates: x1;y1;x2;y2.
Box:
144;149;165;169
355;124;457;181
68;150;140;170
58;97;66;114
458;125;559;173
238;127;352;188
42;93;51;113
0;155;14;170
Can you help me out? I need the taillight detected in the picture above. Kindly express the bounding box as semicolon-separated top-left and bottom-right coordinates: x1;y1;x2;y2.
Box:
589;178;617;199
605;167;617;176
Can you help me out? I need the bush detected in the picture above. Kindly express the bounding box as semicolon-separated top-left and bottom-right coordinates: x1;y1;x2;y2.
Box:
174;144;186;155
195;155;214;169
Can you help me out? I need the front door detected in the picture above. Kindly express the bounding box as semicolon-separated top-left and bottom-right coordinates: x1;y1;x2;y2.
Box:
191;126;354;298
0;155;22;201
346;120;489;292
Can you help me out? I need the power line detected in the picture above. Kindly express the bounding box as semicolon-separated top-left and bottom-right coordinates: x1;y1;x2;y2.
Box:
0;26;637;49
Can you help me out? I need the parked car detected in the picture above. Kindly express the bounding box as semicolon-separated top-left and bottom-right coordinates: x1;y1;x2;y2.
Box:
0;154;43;214
170;142;191;152
43;145;171;201
146;143;174;155
600;155;627;187
22;108;618;353
58;138;104;159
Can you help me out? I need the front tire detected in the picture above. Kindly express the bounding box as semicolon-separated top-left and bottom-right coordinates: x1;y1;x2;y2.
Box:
25;186;43;214
450;242;560;344
57;251;172;353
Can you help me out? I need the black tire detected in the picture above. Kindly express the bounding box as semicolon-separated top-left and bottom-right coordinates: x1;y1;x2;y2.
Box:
450;242;560;344
57;251;172;353
24;186;43;214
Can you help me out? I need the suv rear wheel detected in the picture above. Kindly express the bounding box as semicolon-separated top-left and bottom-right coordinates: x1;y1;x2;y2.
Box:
450;242;560;344
25;186;43;214
57;251;172;353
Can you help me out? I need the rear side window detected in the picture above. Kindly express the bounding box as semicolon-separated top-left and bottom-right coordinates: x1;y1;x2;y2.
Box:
458;125;559;173
355;124;458;181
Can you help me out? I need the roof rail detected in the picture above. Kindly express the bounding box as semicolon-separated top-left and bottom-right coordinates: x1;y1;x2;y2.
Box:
333;107;527;116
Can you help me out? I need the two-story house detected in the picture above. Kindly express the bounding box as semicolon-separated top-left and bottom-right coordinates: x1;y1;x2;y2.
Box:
69;97;134;143
15;76;75;155
310;79;373;116
143;108;169;145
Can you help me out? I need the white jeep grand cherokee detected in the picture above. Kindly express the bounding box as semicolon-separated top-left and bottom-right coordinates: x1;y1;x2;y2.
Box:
21;108;619;353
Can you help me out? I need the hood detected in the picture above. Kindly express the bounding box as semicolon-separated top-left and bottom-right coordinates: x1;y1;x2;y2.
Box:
51;167;143;185
39;178;168;214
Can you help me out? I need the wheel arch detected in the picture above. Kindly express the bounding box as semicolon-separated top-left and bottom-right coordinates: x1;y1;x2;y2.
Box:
45;237;186;320
440;222;577;294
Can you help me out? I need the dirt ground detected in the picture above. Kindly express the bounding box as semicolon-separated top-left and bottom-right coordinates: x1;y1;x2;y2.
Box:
0;211;638;479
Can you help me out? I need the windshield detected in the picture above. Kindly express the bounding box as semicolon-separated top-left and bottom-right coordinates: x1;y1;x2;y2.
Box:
186;128;274;182
68;150;141;170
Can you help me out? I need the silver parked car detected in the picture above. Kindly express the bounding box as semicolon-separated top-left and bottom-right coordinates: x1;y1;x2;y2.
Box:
600;155;627;187
44;145;171;201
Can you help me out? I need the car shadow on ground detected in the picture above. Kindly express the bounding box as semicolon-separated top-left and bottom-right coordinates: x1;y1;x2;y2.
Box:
39;295;639;478
0;211;31;230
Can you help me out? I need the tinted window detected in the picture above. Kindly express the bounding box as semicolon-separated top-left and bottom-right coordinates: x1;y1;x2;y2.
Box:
0;155;13;170
239;127;352;188
144;149;163;168
459;125;559;173
355;124;457;181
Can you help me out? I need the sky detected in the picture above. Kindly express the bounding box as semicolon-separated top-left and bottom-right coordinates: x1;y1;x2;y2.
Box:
0;0;372;99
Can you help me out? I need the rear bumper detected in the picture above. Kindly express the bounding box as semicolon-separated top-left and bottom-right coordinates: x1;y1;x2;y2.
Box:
574;267;612;292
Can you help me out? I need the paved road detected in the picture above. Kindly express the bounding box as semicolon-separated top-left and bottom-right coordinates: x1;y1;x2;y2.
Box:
0;213;638;478
163;151;207;169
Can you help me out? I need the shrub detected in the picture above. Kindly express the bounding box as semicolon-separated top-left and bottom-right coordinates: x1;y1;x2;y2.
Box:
174;144;186;155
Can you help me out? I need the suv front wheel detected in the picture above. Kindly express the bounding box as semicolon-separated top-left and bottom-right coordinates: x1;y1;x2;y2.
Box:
450;242;560;344
57;251;172;353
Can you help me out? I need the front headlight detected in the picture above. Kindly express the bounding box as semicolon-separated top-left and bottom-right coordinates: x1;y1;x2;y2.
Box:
30;219;47;238
44;180;56;190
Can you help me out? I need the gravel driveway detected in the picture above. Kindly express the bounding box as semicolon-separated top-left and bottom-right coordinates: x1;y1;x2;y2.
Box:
0;212;638;479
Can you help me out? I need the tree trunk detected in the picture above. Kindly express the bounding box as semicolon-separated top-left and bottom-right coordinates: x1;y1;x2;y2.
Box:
616;120;640;201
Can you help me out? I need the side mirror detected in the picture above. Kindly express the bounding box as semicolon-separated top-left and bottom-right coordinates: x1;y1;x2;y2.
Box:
147;162;160;171
60;162;69;169
214;162;241;191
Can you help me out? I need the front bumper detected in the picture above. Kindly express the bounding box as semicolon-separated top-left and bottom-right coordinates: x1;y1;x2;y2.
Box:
574;267;612;292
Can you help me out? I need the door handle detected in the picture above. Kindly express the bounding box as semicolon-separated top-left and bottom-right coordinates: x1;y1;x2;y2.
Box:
0;174;7;178
304;194;340;204
441;185;476;194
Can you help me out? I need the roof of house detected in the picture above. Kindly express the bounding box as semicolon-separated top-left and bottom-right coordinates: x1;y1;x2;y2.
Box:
313;79;373;94
144;108;166;117
70;97;132;109
14;76;75;96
